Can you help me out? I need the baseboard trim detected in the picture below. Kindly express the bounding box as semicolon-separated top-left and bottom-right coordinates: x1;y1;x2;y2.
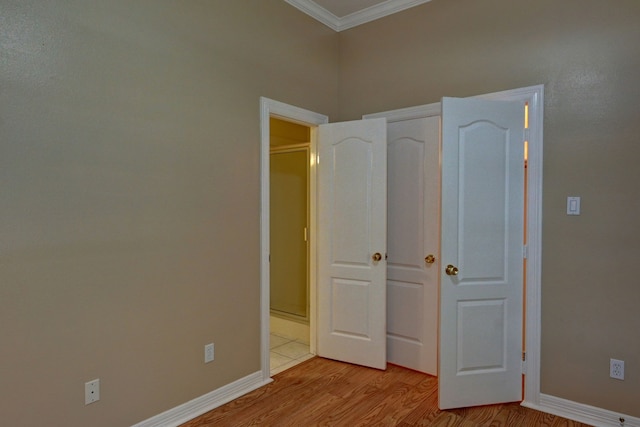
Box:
131;371;272;427
521;394;640;427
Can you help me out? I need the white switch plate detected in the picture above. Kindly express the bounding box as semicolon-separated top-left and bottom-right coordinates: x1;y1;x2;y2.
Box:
204;343;215;363
85;378;100;405
567;196;581;215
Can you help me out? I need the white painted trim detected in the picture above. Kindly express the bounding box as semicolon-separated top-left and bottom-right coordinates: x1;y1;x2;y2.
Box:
284;0;339;31
259;97;328;380
131;371;270;427
475;85;544;410
364;85;544;410
363;102;441;121
338;0;434;31
522;394;640;427
285;0;433;32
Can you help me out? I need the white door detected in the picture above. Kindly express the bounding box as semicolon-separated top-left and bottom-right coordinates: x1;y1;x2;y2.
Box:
439;97;525;409
386;116;440;375
317;118;387;370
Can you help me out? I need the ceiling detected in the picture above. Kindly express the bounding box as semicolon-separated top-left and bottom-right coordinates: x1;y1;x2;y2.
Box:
284;0;433;32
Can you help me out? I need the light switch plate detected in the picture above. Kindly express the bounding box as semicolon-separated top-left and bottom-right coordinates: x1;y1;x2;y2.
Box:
567;196;581;215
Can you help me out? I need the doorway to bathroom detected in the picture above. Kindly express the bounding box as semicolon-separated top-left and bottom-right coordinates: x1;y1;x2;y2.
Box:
269;117;313;374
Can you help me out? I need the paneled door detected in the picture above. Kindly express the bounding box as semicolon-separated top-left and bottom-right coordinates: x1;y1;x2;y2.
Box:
317;118;387;370
439;97;525;409
386;116;440;375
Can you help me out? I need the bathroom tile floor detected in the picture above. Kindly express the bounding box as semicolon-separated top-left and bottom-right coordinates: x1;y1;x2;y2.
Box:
269;333;313;376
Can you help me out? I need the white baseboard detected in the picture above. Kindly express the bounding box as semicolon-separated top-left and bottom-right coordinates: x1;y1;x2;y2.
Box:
522;394;640;427
131;371;272;427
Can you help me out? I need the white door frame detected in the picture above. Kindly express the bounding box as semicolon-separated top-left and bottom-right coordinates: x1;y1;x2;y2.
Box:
259;97;328;380
476;85;544;408
258;84;543;409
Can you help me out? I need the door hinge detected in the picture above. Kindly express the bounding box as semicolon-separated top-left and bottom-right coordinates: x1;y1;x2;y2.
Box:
524;128;531;142
522;352;527;374
523;244;528;259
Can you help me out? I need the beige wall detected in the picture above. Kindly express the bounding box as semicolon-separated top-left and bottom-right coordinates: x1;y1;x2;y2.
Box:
0;1;337;426
338;0;640;417
3;0;640;424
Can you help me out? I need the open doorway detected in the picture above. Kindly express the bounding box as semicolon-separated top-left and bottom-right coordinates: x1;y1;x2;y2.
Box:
269;117;313;374
259;99;328;381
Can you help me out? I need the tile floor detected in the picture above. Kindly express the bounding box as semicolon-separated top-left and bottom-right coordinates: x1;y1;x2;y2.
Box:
269;333;314;375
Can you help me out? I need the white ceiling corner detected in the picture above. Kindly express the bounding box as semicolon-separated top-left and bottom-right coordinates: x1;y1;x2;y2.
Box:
284;0;433;32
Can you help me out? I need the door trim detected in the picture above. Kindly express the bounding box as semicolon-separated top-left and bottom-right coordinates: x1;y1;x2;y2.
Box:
476;85;544;409
259;97;328;380
363;84;544;408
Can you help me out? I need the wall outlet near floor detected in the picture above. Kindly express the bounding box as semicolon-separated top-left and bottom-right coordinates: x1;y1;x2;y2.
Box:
610;358;625;380
204;343;215;363
85;378;100;405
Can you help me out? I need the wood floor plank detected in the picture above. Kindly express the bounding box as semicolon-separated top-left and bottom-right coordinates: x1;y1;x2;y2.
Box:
487;405;527;426
397;377;441;425
449;404;504;425
179;357;593;427
370;378;439;426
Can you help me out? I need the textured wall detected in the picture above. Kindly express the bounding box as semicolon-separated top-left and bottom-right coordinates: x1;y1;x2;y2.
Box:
3;0;639;424
338;0;640;417
0;1;338;425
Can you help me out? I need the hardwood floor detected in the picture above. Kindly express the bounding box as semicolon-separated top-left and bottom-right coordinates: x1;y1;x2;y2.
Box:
181;357;592;427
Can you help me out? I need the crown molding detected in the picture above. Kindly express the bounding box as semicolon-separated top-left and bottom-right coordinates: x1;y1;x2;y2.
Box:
284;0;433;32
284;0;340;31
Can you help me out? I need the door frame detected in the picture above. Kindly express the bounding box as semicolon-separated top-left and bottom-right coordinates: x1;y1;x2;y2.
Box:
258;84;544;409
478;85;544;408
259;97;328;380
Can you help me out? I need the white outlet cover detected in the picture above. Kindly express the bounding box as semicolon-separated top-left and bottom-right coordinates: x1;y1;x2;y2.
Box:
85;379;100;405
610;358;625;380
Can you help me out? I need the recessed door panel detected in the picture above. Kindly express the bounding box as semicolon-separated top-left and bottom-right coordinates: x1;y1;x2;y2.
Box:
388;137;424;269
332;139;373;266
457;299;506;373
330;278;372;339
387;280;424;342
458;122;510;284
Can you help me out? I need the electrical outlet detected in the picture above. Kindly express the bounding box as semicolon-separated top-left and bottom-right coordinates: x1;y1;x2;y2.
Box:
85;379;100;405
204;343;215;363
610;359;625;380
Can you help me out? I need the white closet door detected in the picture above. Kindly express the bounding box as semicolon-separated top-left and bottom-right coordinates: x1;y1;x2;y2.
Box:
386;116;440;375
317;118;387;370
439;97;525;409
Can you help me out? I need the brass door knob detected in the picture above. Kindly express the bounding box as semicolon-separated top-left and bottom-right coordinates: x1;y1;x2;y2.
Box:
372;252;383;262
445;264;459;276
425;254;436;264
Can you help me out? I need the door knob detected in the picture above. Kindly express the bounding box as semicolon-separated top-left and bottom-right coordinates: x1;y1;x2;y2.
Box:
445;264;459;276
372;252;383;262
425;254;436;264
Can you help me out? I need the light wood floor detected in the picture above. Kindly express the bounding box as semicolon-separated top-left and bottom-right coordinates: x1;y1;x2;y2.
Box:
181;357;592;427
